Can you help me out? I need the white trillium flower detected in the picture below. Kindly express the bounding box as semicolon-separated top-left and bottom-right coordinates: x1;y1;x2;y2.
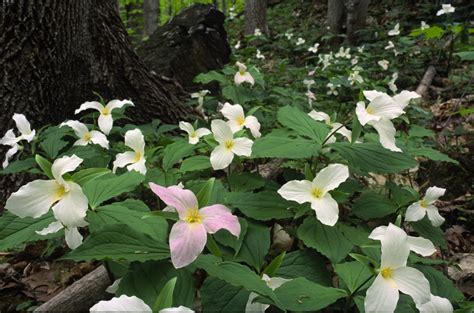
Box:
90;295;152;312
369;225;436;256
105;278;122;294
190;89;210;109
308;43;320;53
160;306;195;313
357;45;365;53
308;111;352;143
363;89;421;110
220;102;261;138
209;119;253;170
385;41;395;50
256;49;265;60
245;274;290;312
388;23;400;36
335;47;351;59
6;155;89;249
326;82;339;96
351;57;359;65
348;69;364;85
75;99;134;135
388;72;399;93
378;59;390;70
416;294;453;313
60;120;109;149
421;21;430;30
305;90;316;108
296;37;305;45
234;40;241;50
0;114;36;168
278;164;349;226
303;79;315;88
285;32;294;40
254;28;262;36
437;4;455;16
113;128;147;175
179;121;211;145
364;223;431;313
405;186;446;226
234;62;255;86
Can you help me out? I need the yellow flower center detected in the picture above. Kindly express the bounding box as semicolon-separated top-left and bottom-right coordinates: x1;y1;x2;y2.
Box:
381;267;394;280
83;132;92;141
239;70;246;76
366;107;374;114
53;185;67;202
237;116;245;126
420;199;428;208
225;140;234;150
190;131;197;138
311;187;324;199
185;208;202;224
133;152;142;163
101;107;110;115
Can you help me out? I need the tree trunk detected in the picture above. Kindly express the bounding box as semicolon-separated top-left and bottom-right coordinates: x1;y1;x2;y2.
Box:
144;0;160;36
327;0;345;36
345;0;370;45
244;0;268;36
0;0;191;208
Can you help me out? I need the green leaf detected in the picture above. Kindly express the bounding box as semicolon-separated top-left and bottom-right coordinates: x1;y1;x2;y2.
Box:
409;147;459;164
35;154;53;179
411;217;447;249
152;277;177;311
162;140;195;171
118;260;195;308
0;212;61;250
297;217;353;263
228;172;266;192
276;249;331;286
187;179;226;206
251;131;321;159
334;261;373;293
39;126;68;159
408;125;435;138
65;145;111;168
330;142;417;173
222;85;254;104
273;277;347;311
193;254;283;308
87;204;168;242
214;217;248;254
146;168;180;187
277;106;330;142
0;158;36;174
82;171;145;208
71;168;111;186
201;277;250;313
225;191;294;221
263;251;286;277
352;192;398;220
194;70;227;84
414;265;464;302
64;224;169;262
454;51;474;61
180;155;212;173
351;115;362;144
235;221;270;272
196;178;215;207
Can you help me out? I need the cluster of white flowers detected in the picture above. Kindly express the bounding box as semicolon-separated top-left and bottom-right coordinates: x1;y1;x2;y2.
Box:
326;82;340;96
0;114;36;168
348;66;364;85
303;79;316;107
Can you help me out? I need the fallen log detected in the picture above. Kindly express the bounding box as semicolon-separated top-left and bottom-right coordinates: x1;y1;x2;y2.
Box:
34;265;111;312
416;65;437;97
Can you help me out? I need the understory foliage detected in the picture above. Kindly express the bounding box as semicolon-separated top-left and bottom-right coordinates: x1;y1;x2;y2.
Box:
1;1;473;313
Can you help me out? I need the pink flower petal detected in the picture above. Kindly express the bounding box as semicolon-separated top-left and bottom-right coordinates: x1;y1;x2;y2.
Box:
200;204;241;237
149;183;198;219
169;220;207;268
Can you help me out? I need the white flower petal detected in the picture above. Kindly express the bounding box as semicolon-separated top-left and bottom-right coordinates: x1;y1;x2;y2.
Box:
60;120;89;137
244;116;261;138
36;221;64;235
392;91;420;110
278;180;313;204
356;101;380;126
311;193;339;226
113;151;136;173
51;182;88;227
312;163;349;192
364;274;399;313
308;110;331;123
392;266;430;305
5;180;59;218
74;101;104;114
73;138;89;146
406;236;436;256
417;295;453;313
368;225;388;240
3;144;19;169
264;276;291;290
405;202;426;222
125;128;145;154
179;121;194;135
380;223;410;269
127;157;147;175
90;131;109;149
12;113;34;140
51;154;83;185
195;127;211;138
211;119;233;143
370;119;402;152
333;123;352;141
363;90;387;102
369;95;405;119
106;99;134;111
424;186;446;204
188;136;199;145
221;103;245;125
159;306;194;313
210;145;234;170
98;114;114;135
90;295;152;312
0;129;19;146
231;137;253;157
106;278;122;294
426;205;445;227
245;292;269;313
65;227;84;249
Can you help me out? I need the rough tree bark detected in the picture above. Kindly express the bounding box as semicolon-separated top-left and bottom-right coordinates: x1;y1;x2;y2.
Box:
244;0;269;36
0;0;192;207
144;0;160;36
327;0;370;45
328;0;345;36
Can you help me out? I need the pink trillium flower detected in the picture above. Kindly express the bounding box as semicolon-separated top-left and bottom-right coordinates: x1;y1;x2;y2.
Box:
150;183;241;268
